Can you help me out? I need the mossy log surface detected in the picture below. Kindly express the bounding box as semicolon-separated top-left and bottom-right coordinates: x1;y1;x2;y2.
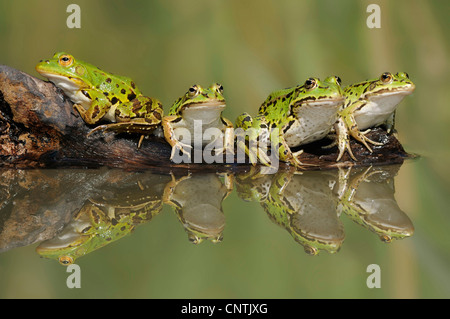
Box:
0;65;413;172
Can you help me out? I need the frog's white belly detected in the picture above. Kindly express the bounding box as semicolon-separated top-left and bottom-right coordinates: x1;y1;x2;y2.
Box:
355;94;406;130
284;104;339;147
172;106;225;146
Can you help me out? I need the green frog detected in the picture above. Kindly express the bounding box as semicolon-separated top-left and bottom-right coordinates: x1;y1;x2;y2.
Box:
36;202;136;265
234;166;275;203
162;83;234;161
333;72;415;160
235;76;344;168
261;170;345;255
36;176;165;265
35;52;163;147
334;166;414;242
163;173;233;244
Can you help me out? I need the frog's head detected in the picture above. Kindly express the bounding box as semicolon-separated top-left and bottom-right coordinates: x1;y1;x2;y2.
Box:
36;52;92;90
177;203;226;245
361;72;415;102
35;230;89;266
36;205;134;266
169;83;226;118
292;76;344;111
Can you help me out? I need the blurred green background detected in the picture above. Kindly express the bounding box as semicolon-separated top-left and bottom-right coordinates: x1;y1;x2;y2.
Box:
0;0;450;299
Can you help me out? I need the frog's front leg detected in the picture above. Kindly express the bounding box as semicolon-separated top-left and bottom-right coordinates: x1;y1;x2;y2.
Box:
74;90;112;125
162;173;192;205
162;115;193;160
217;172;234;199
342;108;383;153
335;117;356;161
213;118;235;156
222;117;235;155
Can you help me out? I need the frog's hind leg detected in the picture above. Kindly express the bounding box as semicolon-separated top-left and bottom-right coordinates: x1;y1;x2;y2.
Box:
272;128;312;169
88;96;163;148
235;113;272;166
87;120;159;148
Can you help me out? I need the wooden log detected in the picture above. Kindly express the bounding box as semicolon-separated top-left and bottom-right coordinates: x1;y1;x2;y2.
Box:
0;65;414;171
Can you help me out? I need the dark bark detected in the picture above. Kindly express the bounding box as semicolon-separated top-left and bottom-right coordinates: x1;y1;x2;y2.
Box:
0;65;414;171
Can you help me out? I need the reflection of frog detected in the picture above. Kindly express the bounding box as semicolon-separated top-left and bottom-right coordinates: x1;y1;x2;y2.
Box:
238;169;345;255
162;84;234;161
36;52;163;147
235;76;344;168
335;166;414;242
36;202;135;265
163;173;233;244
36;179;164;265
332;72;415;160
234;166;274;203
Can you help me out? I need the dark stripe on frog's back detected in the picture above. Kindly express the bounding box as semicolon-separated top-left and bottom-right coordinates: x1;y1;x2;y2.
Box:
259;87;300;120
261;87;298;108
168;96;185;115
343;80;372;102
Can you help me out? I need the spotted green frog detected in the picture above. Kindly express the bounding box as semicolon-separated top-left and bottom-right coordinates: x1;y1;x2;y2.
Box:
333;72;415;160
162;83;234;160
36;202;136;265
36;181;164;265
36;52;163;147
234;166;275;203
334;166;414;243
261;170;345;255
235;76;344;168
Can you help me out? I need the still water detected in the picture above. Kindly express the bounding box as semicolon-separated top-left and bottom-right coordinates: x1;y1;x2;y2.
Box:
1;158;448;299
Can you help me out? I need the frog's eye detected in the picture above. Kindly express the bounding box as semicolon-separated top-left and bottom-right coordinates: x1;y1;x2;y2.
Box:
304;78;317;90
335;76;342;86
380;72;393;84
304;246;318;256
188;234;202;244
59;54;74;67
215;83;224;94
380;235;392;243
397;72;409;79
59;256;74;266
188;85;199;97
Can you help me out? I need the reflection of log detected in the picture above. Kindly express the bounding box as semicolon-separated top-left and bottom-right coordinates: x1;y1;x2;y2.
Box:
0;169;171;253
0;65;413;170
0;169;100;252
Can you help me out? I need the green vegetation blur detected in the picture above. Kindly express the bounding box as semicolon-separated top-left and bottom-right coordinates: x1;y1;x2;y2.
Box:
0;0;449;298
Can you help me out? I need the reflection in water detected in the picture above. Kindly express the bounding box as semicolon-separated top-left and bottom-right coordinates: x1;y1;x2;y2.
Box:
236;168;345;255
163;173;233;244
36;173;168;265
334;166;414;243
236;164;413;254
0;164;414;265
265;170;344;255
